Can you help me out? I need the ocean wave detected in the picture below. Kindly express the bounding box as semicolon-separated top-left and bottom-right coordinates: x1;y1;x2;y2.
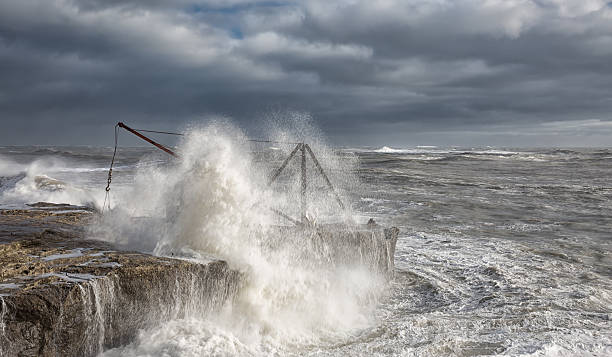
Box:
28;148;114;161
0;173;26;192
33;175;66;191
545;149;581;155
374;146;410;153
373;146;455;154
0;156;101;208
3;146;155;163
55;165;133;173
460;149;519;156
372;146;523;156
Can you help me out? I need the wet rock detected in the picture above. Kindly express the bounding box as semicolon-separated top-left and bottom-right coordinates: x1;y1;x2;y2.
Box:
269;224;399;276
0;207;241;357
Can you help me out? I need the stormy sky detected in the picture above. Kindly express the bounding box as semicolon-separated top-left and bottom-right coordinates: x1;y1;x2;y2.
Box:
1;0;612;147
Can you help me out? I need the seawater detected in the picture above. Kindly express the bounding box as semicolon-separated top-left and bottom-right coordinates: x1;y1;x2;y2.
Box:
0;134;610;356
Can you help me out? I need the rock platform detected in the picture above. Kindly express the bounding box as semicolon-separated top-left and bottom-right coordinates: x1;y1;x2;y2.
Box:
0;205;241;356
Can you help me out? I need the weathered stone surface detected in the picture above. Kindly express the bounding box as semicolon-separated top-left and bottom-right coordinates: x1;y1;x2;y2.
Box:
0;206;242;357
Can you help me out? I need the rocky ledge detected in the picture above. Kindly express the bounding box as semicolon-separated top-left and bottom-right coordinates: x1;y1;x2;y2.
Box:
0;204;241;357
0;204;398;356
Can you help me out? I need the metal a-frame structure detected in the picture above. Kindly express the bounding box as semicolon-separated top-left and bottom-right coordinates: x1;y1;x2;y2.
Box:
267;142;345;225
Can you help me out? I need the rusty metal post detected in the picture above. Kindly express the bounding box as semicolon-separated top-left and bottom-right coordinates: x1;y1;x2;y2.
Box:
301;143;307;223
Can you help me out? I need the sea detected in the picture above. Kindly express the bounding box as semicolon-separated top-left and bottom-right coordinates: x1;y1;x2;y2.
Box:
0;132;611;356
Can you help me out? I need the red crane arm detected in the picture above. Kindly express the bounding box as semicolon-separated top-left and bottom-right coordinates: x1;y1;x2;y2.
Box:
117;122;177;157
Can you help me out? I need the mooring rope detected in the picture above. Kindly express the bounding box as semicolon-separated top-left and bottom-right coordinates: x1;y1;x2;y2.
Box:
102;124;119;213
126;127;298;145
247;139;301;145
120;127;300;145
127;128;184;136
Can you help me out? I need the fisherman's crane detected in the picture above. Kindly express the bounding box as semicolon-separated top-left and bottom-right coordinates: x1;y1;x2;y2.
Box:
104;122;346;226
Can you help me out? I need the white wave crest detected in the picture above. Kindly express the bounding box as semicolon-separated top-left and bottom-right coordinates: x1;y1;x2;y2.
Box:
374;146;408;153
0;155;98;208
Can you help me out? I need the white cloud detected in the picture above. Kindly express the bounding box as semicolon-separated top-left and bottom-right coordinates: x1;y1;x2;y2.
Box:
243;32;372;60
535;0;609;17
300;0;540;39
375;58;507;86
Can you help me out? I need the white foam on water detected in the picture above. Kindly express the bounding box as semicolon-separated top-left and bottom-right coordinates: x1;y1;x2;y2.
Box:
101;317;258;357
380;230;612;357
375;146;408;153
0;155;101;208
0;155;26;177
370;146;525;156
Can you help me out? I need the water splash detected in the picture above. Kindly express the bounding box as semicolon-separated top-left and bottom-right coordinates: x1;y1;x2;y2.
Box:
0;155;98;208
93;120;388;354
0;296;7;357
78;280;107;356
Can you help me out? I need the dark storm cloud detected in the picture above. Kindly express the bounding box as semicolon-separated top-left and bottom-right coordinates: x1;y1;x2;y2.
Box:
1;0;611;146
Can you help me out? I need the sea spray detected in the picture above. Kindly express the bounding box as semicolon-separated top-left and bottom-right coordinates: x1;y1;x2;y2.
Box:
78;280;108;356
0;296;7;357
261;112;361;224
0;155;99;207
91;279;111;352
94;120;390;354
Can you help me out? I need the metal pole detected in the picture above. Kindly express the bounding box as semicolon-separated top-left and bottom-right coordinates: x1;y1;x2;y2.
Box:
268;144;301;186
117;122;177;157
304;144;345;210
270;208;303;226
301;143;307;223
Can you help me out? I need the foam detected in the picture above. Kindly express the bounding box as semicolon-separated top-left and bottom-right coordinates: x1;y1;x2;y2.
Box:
0;155;101;209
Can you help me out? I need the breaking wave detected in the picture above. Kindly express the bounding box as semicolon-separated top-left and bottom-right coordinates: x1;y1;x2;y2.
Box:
93;120;388;355
374;146;409;153
0;155;99;208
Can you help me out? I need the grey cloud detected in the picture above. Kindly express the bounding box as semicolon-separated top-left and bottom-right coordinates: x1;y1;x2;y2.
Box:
1;0;611;146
